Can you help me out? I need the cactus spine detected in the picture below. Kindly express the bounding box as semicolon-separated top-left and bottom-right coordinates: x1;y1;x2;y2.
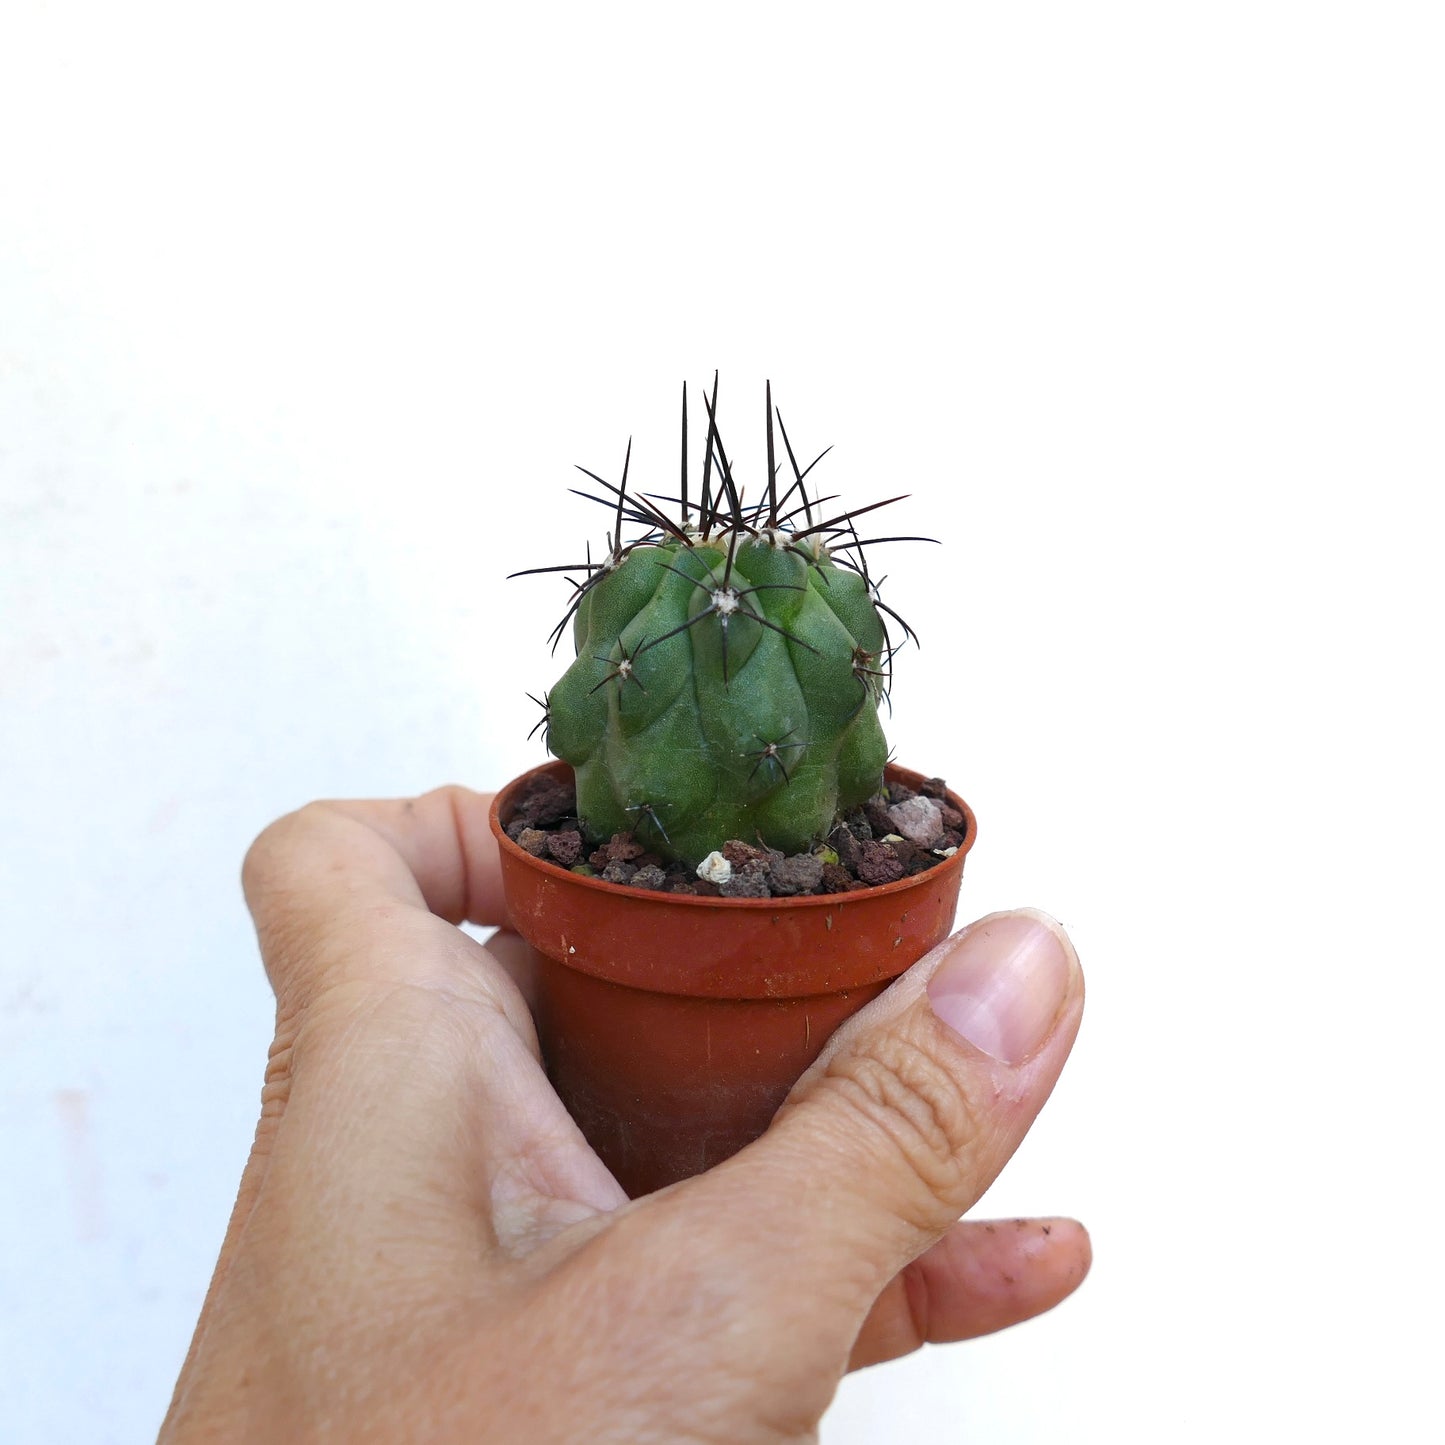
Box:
516;380;925;867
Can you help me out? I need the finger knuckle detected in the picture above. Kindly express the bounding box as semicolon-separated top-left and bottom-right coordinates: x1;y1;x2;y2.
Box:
241;801;330;895
240;803;345;999
818;1029;982;1218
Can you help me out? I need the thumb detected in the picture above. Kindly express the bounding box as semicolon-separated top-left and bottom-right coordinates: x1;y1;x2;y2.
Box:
661;909;1084;1358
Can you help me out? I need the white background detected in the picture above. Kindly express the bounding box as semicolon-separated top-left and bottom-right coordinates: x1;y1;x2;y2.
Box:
2;2;1442;1440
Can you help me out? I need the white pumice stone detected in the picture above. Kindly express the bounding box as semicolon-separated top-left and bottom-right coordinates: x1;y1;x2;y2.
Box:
697;851;733;884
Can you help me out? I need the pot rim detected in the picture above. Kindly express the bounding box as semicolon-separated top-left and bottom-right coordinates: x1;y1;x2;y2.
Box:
488;758;977;910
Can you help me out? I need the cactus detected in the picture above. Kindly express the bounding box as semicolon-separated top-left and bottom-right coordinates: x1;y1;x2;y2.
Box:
514;379;930;867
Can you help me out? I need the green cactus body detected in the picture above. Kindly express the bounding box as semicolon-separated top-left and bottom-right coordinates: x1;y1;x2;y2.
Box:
545;534;889;864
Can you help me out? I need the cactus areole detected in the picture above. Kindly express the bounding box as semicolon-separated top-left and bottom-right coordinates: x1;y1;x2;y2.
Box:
514;378;933;871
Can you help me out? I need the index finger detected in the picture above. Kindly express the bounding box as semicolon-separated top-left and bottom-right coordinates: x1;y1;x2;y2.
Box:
320;784;509;926
225;785;623;1270
240;784;512;1013
244;783;507;928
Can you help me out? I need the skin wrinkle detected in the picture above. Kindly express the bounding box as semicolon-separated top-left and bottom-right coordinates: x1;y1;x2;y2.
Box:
267;915;607;1249
513;1235;817;1445
758;1022;985;1284
563;1200;857;1425
291;921;526;1045
484;1117;596;1250
818;1027;979;1203
265;997;503;1258
171;993;311;1383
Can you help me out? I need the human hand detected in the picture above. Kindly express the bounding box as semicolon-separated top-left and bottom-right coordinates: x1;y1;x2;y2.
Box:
162;786;1087;1444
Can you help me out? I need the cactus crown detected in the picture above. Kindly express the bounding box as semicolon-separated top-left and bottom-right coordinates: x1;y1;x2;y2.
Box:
513;377;933;867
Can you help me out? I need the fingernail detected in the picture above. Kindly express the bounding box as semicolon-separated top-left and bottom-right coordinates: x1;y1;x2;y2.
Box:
926;911;1074;1064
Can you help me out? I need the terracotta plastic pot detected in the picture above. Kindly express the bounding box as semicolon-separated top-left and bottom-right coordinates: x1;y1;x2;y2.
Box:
490;760;978;1198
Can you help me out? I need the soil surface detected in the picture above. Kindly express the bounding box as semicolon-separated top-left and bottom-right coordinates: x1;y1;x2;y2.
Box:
503;773;967;897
